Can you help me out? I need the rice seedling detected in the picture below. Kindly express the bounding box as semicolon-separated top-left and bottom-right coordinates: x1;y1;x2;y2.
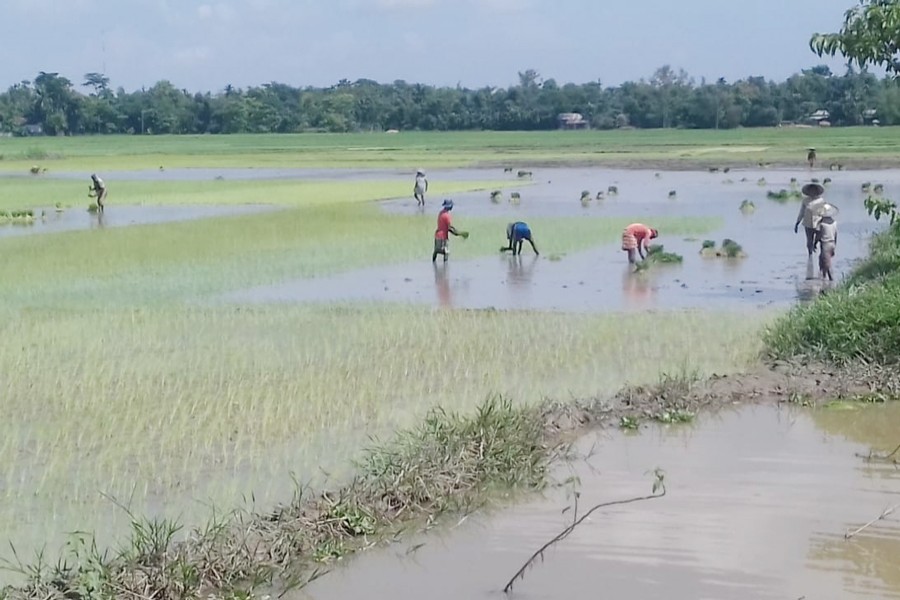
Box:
490;190;503;204
645;244;683;264
595;191;604;200
701;240;716;250
739;199;756;213
607;185;618;196
708;167;720;173
766;188;802;202
873;183;885;195
862;182;872;193
517;170;532;179
668;190;677;198
580;190;591;200
509;191;521;205
723;167;730;173
720;238;746;258
757;177;767;186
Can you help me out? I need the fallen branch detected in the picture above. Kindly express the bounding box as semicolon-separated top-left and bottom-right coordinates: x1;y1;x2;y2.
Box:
856;442;900;463
503;470;666;594
844;502;900;540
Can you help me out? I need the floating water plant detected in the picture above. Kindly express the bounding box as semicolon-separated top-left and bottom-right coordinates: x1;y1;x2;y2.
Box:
595;191;604;200
510;191;521;205
739;199;756;213
873;183;885;195
862;182;872;192
757;178;767;186
490;190;503;204
607;185;618;195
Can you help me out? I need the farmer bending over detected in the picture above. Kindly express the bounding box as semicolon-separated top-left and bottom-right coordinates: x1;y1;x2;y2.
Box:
433;199;467;262
89;174;107;213
502;221;539;256
621;223;658;263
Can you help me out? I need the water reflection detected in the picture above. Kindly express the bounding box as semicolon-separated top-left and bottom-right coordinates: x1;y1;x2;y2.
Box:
622;267;655;307
433;263;452;308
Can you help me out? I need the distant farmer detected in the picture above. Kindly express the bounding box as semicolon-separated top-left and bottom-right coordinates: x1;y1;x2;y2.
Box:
807;148;817;169
414;169;428;207
501;221;539;256
815;204;838;281
621;222;658;264
88;174;107;213
795;182;826;255
432;199;468;262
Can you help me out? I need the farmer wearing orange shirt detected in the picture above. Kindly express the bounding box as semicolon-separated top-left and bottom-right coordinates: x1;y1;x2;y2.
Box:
621;223;658;263
432;199;468;262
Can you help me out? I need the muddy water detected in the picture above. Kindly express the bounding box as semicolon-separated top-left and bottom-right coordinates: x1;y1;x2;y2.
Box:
0;204;276;239
226;167;890;312
301;404;900;600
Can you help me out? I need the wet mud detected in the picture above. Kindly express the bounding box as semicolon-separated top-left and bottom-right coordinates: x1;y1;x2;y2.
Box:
301;404;900;600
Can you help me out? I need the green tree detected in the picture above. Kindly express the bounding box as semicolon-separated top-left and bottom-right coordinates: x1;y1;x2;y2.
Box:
811;0;900;75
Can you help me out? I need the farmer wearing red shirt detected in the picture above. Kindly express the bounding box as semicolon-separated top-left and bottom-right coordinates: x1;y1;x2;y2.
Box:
432;199;468;262
621;223;658;263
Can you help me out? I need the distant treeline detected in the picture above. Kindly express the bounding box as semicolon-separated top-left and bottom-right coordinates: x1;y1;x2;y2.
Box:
1;65;898;136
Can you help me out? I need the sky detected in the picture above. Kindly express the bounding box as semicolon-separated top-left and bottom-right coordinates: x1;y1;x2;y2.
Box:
0;0;861;94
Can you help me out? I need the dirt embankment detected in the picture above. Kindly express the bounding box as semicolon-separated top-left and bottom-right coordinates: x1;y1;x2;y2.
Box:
543;360;900;436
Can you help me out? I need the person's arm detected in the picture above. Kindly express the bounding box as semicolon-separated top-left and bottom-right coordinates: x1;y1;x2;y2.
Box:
424;179;428;192
638;237;647;260
449;225;460;236
529;238;539;255
795;201;806;233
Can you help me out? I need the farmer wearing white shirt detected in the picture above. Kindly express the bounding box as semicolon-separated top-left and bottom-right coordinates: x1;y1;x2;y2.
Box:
413;169;428;207
816;205;838;281
794;182;826;256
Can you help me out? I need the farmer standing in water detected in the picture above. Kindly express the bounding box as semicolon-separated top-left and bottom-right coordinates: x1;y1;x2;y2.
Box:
432;199;468;262
621;222;658;264
502;221;539;256
795;182;826;256
807;148;817;169
89;174;107;213
414;169;428;207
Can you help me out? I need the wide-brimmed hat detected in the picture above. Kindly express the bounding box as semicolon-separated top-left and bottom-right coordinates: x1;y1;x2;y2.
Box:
416;168;425;175
441;198;454;210
802;182;825;198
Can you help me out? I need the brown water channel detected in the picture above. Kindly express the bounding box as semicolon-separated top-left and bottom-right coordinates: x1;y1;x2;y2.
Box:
302;404;900;600
225;167;890;312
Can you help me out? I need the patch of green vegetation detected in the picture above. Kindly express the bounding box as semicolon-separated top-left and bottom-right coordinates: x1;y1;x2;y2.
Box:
701;239;716;250
646;244;683;264
766;188;802;202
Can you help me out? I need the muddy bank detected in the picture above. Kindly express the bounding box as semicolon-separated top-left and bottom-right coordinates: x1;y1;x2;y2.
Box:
302;401;900;600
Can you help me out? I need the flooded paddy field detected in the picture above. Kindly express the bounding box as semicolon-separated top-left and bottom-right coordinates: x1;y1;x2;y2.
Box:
226;167;889;312
303;404;900;600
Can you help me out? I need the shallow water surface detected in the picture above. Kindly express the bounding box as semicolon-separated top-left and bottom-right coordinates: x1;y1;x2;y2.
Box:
225;167;889;312
0;204;275;239
302;404;900;600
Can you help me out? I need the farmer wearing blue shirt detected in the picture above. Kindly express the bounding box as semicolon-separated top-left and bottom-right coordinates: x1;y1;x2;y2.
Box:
502;221;539;256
